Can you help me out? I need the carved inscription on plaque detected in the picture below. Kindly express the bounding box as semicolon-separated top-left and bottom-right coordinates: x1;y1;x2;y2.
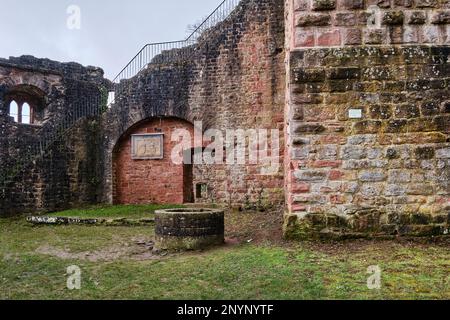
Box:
131;134;164;160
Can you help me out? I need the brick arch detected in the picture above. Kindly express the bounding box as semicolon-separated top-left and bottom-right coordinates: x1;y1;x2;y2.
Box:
110;112;194;154
112;116;195;205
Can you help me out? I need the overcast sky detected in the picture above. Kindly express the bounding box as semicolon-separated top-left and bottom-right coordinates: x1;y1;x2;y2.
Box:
0;0;222;79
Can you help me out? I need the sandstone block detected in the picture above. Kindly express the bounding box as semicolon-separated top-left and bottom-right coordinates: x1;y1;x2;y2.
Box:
293;124;327;134
294;170;328;181
415;0;438;8
393;0;413;7
292;106;304;120
367;0;391;8
294;0;310;11
353;120;382;134
436;148;450;159
359;170;387;182
383;11;405;25
328;67;360;79
312;0;337;10
403;26;420;43
296;13;332;27
421;26;440;43
343;28;362;45
293;68;326;83
385;184;407;196
347;135;377;145
431;11;450;24
421;102;441;116
388;170;412;183
361;184;384;197
339;0;365;9
394;104;420;119
364;29;387;45
406;11;427;24
342;146;367;160
407;184;434;195
334;13;358;26
317;29;341;46
295;29;315;47
414;147;435;160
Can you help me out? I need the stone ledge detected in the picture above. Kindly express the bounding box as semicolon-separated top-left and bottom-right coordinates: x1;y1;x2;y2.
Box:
283;213;450;241
26;216;155;227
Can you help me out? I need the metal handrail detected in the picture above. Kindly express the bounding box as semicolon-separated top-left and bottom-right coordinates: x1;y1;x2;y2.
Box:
111;0;240;85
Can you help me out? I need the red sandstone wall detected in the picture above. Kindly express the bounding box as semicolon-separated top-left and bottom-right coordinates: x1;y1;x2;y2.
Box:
188;0;286;210
113;118;194;205
0;57;108;216
292;0;450;48
284;0;450;238
101;0;286;210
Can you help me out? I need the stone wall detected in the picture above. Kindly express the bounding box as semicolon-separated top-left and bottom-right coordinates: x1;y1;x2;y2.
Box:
113;117;194;205
292;0;450;47
0;0;286;215
0;56;108;216
285;0;450;239
3;0;447;242
102;0;286;210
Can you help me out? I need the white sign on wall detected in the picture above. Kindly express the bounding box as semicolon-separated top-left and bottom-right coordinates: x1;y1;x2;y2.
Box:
131;134;164;160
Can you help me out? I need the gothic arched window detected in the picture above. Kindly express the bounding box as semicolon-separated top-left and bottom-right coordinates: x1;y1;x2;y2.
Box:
9;100;19;122
8;100;34;124
21;102;31;124
5;85;45;125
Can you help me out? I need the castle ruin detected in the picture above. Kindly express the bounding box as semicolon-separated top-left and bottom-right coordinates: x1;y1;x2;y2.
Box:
0;0;449;239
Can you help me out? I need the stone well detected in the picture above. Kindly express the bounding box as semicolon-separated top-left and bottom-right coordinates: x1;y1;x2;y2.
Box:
154;208;225;251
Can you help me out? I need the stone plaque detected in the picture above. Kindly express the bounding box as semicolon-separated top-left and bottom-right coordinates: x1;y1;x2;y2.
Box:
131;134;164;160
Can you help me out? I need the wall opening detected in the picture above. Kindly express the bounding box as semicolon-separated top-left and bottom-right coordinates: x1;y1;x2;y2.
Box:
8;100;33;124
5;84;46;125
195;183;208;199
9;100;19;122
21;103;31;124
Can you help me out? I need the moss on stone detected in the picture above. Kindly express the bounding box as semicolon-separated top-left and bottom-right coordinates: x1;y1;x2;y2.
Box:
283;214;316;241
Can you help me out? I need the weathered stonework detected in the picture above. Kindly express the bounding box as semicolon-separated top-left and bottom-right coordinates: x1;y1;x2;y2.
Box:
0;56;109;216
292;0;450;47
0;0;448;241
155;208;225;251
0;0;285;216
26;216;155;227
112;117;195;205
101;0;286;210
286;0;450;239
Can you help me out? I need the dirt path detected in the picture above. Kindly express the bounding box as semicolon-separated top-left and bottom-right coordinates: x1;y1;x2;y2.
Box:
35;236;160;262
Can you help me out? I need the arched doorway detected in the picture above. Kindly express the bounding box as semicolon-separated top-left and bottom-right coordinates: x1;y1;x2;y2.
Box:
112;117;194;205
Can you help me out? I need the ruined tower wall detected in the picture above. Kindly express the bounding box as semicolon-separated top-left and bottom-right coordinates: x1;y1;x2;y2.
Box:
0;56;108;216
284;0;450;238
188;0;286;209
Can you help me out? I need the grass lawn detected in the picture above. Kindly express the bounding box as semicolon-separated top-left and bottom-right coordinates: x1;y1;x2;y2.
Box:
46;204;184;219
0;207;449;300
